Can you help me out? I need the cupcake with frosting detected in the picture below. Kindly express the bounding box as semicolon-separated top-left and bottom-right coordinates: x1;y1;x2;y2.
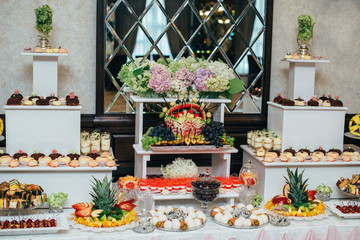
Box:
307;97;319;106
49;149;62;160
273;93;282;103
67;150;80;160
31;149;45;160
294;97;305;106
331;96;343;107
13;150;27;160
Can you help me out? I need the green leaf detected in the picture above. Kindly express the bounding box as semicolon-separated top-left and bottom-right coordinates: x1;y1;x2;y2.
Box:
226;78;245;95
132;65;150;77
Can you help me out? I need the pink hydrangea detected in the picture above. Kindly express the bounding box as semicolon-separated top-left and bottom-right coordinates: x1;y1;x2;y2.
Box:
147;65;172;93
194;68;214;91
174;67;195;88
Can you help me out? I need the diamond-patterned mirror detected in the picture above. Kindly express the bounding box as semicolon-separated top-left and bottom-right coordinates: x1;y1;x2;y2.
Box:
103;0;267;113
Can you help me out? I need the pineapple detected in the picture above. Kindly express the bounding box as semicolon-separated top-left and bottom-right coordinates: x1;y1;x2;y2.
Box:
89;176;117;217
284;168;310;208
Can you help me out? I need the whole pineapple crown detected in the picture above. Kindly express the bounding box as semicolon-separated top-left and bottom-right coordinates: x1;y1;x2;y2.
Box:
284;168;310;208
89;176;117;216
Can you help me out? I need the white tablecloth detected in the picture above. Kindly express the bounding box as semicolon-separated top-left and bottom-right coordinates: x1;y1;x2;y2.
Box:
1;201;360;240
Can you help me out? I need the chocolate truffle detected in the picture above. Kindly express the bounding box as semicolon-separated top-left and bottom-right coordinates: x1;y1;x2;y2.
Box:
273;93;282;103
307;97;319;106
36;98;49;105
7;96;21;105
283;99;295;106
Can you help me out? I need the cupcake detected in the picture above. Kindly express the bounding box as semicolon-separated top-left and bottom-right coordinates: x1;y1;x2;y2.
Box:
328;147;342;158
9;159;19;168
273;93;282;103
106;159;116;167
13;150;27;160
27;159;38;167
307;97;319;106
284;147;296;156
67;150;80;160
294;97;305;106
87;150;100;159
282;99;295;106
343;147;355;157
66;92;80;106
88;160;99;168
29;92;40;101
46;93;58;101
69;160;80;168
331;96;343;107
49;149;62;160
7;95;21;105
313;147;326;156
36;97;50;105
31;150;45;160
10;90;23;100
278;96;286;105
49;160;60;168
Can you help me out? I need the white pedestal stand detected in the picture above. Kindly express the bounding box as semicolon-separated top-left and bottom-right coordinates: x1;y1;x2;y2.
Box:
241;144;360;201
282;59;329;100
267;102;347;151
5;105;81;155
21;53;68;96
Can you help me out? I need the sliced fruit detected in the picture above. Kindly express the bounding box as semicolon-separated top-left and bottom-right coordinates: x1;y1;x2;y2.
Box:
91;209;104;218
117;199;136;211
185;137;191;146
75;207;93;217
72;202;92;210
283;184;290;198
162;107;168;112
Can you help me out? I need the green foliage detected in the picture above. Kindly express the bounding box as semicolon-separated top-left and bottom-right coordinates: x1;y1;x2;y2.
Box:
35;4;53;35
90;176;117;216
297;15;315;42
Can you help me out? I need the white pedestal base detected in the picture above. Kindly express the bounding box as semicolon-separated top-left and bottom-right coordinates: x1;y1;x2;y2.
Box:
0;167;115;208
268;102;347;151
22;53;68;96
5;105;81;155
282;59;329;100
241;145;360;201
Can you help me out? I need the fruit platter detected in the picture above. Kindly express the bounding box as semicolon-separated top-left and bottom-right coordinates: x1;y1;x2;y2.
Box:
211;203;269;229
149;206;206;232
264;168;328;220
326;201;360;219
141;98;235;151
69;176;138;232
0;213;69;236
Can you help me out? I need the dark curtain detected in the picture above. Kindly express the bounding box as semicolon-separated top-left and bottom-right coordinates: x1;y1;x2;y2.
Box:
164;0;191;58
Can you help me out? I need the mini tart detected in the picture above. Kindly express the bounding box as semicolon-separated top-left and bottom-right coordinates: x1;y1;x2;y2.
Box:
294;98;305;106
31;152;45;160
24;100;33;105
9;159;19;168
27;159;38;167
7;96;21;105
49;160;60;168
52;100;62;106
49;153;62;160
36;99;50;105
67;153;80;160
88;160;99;167
66;96;80;106
87;152;100;159
106;159;116;167
282;99;295;106
69;160;80;168
38;156;52;163
13;152;28;160
58;156;71;164
307;98;319;106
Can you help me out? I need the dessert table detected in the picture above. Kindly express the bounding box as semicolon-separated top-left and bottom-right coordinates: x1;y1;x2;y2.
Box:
1;200;360;240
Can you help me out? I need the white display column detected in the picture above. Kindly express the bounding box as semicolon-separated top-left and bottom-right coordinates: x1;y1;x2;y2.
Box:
282;59;329;100
22;53;68;96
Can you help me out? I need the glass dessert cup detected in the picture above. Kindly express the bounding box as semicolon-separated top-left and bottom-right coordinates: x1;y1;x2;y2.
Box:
191;169;221;214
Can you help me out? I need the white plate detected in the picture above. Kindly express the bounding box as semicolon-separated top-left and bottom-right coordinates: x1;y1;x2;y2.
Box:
0;213;69;236
266;209;330;221
211;216;268;229
69;219;135;233
326;201;360;219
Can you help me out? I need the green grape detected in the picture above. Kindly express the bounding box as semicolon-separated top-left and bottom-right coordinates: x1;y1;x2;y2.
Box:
230;137;235;141
158;137;162;141
144;145;150;151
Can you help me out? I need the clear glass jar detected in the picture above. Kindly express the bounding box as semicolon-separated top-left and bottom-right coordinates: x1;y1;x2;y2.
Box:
239;160;258;187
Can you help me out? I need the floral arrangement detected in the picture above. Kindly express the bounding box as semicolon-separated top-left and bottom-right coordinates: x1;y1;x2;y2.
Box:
297;15;315;43
118;57;244;99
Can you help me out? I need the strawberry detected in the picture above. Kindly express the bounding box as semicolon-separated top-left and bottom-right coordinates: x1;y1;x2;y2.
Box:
307;190;317;201
72;202;92;210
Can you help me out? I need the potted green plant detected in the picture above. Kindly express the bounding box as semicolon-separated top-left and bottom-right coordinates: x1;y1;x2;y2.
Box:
297;14;315;57
35;4;53;51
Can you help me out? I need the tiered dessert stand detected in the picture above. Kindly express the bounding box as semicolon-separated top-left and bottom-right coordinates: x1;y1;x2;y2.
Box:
131;95;239;205
0;53;115;207
242;58;351;200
